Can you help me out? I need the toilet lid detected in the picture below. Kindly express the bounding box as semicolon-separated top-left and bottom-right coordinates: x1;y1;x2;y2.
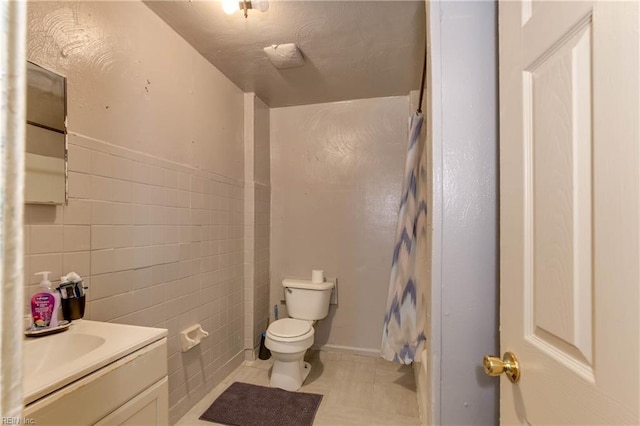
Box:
268;318;312;338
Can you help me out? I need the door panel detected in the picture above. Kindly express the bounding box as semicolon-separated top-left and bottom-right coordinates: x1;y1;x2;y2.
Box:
527;18;593;372
499;1;639;423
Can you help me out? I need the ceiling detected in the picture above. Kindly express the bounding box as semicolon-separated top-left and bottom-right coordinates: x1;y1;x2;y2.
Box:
144;0;426;108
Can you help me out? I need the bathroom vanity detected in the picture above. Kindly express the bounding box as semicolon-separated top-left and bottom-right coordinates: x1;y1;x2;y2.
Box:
23;320;168;425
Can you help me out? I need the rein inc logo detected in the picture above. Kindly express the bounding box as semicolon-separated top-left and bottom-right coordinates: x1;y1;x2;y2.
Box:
1;418;34;424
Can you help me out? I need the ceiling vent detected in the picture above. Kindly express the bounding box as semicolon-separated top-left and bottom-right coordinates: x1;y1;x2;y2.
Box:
263;44;305;69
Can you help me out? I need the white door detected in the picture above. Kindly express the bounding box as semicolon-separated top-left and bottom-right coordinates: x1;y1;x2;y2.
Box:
498;0;639;424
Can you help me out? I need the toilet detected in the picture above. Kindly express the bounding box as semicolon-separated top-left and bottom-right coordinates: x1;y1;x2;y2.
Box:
265;278;334;391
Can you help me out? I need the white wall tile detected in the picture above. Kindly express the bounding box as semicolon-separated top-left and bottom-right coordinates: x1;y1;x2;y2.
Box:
131;162;150;184
90;201;114;225
178;173;190;191
91;225;113;250
91;249;114;275
133;246;153;269
92;175;132;203
178;190;191;207
166;208;180;225
131;204;150;225
63;200;91;225
63;226;91;252
132;183;151;205
113;247;135;272
166;244;180;263
28;253;63;284
148;185;165;206
133;267;154;290
68;172;92;199
165;188;179;207
133;226;152;247
150;206;167;225
149;166;166;187
164;169;178;189
152;245;167;265
68;145;92;174
91;151;117;178
91;270;134;300
63;251;91;277
30;225;63;254
115;156;134;182
149;225;167;245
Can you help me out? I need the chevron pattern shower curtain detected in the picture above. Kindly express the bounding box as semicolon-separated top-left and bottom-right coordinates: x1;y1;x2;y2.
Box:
381;112;427;364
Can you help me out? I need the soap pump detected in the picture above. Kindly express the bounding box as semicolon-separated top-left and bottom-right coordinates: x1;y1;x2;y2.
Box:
31;271;61;328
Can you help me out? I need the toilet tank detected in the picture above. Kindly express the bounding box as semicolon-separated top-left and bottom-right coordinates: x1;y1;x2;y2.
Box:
282;279;334;320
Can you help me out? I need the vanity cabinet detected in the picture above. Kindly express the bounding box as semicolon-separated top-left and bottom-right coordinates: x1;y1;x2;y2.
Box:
94;378;168;425
24;338;168;425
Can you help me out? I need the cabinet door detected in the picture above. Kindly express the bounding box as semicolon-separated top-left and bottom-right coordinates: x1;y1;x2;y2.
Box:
95;378;168;426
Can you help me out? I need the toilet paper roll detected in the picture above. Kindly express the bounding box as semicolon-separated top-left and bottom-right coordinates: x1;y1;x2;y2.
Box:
311;270;324;284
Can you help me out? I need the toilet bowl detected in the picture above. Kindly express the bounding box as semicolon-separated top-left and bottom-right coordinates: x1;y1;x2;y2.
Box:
265;318;314;391
265;279;334;391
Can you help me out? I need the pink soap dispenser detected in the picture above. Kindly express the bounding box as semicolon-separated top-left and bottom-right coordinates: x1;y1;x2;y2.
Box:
31;271;61;328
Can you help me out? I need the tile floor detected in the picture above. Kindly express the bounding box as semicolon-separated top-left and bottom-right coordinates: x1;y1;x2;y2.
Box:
176;350;422;425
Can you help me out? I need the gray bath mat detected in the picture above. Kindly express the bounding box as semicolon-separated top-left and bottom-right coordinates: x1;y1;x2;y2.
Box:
199;382;323;426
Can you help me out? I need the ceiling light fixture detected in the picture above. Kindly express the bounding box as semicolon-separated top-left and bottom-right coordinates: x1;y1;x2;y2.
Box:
221;0;269;18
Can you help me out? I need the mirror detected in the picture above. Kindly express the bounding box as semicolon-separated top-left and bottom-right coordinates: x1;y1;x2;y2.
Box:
25;61;67;204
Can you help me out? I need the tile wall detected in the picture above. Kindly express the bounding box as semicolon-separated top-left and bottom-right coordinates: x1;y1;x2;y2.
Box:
25;2;249;422
24;134;246;421
25;1;252;423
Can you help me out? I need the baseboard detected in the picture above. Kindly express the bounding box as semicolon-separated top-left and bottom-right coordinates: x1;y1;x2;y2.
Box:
244;348;257;361
311;343;381;358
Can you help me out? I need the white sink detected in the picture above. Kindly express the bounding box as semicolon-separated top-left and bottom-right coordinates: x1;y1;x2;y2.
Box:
23;320;167;405
25;333;106;377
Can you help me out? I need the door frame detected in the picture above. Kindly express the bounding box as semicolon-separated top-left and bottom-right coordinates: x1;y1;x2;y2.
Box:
425;1;500;425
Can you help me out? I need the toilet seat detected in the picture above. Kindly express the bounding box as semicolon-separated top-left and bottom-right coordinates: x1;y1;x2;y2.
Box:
267;318;313;342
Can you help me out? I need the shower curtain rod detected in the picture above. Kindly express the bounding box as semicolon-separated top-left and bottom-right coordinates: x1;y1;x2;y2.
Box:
417;45;427;114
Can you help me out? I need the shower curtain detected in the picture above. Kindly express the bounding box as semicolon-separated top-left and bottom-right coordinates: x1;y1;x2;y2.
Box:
1;0;26;415
381;112;427;364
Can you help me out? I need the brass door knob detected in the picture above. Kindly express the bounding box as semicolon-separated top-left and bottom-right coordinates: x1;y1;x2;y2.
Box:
482;351;520;383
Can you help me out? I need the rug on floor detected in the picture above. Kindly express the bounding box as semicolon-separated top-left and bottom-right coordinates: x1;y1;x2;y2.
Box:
199;382;323;426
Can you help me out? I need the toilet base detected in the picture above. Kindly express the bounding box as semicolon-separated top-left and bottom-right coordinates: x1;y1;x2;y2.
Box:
270;359;311;391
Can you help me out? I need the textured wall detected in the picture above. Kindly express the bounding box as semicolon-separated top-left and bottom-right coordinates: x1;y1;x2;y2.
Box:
434;1;499;424
254;97;271;186
25;1;245;423
27;1;244;179
270;97;408;353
